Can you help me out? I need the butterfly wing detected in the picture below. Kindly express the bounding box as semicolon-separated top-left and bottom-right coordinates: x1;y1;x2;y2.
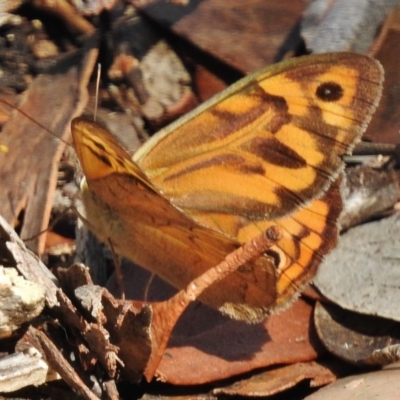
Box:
134;53;383;220
133;53;382;311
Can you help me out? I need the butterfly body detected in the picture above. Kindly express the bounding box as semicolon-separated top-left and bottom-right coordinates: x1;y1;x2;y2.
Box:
72;53;383;322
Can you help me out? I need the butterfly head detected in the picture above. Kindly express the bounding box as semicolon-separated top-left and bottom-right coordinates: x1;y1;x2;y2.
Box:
71;117;153;189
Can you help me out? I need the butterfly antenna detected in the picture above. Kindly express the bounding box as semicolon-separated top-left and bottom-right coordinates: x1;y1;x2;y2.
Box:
94;63;101;122
0;99;70;146
23;205;75;243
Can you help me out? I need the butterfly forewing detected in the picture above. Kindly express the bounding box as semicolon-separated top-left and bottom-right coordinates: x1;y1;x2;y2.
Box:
135;53;383;220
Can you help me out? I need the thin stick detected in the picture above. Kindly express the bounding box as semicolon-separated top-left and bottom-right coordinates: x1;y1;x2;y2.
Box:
94;63;101;122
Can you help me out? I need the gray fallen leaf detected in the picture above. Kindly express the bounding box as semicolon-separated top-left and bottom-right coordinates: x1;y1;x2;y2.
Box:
302;0;400;53
314;212;400;322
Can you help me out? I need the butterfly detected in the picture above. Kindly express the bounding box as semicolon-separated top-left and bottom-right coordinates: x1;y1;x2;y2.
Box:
71;52;383;322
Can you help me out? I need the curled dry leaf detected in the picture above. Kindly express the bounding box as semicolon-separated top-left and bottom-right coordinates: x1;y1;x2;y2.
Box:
213;361;343;397
314;302;400;366
340;165;399;231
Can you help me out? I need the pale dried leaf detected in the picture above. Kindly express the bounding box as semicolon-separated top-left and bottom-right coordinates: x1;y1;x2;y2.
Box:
314;212;400;322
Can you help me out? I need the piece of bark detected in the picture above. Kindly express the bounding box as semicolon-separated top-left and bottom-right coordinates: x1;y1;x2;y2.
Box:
57;263;152;382
0;266;45;338
0;36;98;255
18;326;99;400
56;289;122;379
0;215;59;307
0;351;55;393
366;344;400;366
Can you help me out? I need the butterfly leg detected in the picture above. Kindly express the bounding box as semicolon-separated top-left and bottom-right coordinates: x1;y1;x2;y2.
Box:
107;238;125;300
143;272;156;302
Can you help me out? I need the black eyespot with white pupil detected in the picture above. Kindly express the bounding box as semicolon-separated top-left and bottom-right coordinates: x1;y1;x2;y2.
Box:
316;81;344;102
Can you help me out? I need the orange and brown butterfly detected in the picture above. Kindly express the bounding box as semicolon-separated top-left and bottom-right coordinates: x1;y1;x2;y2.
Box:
72;52;383;322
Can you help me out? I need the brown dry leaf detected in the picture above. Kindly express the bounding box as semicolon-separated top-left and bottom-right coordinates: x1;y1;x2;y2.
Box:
144;227;282;381
213;361;343;397
130;0;308;73
155;298;324;385
314;212;400;323
0;37;98;255
366;4;400;144
314;302;400;366
304;361;400;400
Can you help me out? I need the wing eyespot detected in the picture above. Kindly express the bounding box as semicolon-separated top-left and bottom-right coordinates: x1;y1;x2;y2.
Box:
316;81;344;102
